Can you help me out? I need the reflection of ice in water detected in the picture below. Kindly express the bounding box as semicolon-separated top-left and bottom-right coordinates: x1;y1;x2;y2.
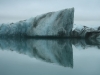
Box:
72;39;100;50
0;38;100;67
0;38;73;68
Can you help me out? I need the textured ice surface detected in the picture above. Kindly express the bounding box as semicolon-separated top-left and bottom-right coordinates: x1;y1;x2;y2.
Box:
0;8;74;37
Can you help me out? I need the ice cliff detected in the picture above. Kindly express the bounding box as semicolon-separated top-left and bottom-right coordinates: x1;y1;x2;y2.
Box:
0;8;74;37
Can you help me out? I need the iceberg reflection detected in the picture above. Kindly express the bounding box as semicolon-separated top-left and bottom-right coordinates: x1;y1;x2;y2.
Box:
0;38;100;68
0;38;73;67
72;38;100;49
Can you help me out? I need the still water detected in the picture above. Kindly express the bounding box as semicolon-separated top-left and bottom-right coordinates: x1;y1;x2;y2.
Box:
0;38;100;75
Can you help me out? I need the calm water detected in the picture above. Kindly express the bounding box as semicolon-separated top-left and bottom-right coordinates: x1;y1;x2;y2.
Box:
0;38;100;75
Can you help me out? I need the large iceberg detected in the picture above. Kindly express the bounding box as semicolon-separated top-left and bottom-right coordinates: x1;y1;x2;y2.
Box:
0;7;100;38
0;8;74;37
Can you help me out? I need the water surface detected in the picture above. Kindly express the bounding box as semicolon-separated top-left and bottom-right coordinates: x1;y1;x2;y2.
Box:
0;38;100;75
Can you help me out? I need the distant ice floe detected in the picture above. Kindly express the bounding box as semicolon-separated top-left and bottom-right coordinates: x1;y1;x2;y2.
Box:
72;24;100;38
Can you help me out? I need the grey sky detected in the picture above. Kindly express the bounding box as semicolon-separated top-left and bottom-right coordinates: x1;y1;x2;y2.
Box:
0;0;100;25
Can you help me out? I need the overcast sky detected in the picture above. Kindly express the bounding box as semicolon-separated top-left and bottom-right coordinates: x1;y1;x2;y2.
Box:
0;0;100;25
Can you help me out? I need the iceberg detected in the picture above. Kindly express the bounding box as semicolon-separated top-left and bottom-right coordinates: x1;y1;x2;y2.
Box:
0;7;100;38
0;8;74;37
72;24;100;38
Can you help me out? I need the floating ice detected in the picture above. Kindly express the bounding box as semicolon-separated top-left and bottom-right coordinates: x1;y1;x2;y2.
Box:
0;8;74;37
0;7;100;38
72;24;100;38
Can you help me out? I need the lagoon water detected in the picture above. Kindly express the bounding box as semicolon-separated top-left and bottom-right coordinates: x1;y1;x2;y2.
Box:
0;38;100;75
